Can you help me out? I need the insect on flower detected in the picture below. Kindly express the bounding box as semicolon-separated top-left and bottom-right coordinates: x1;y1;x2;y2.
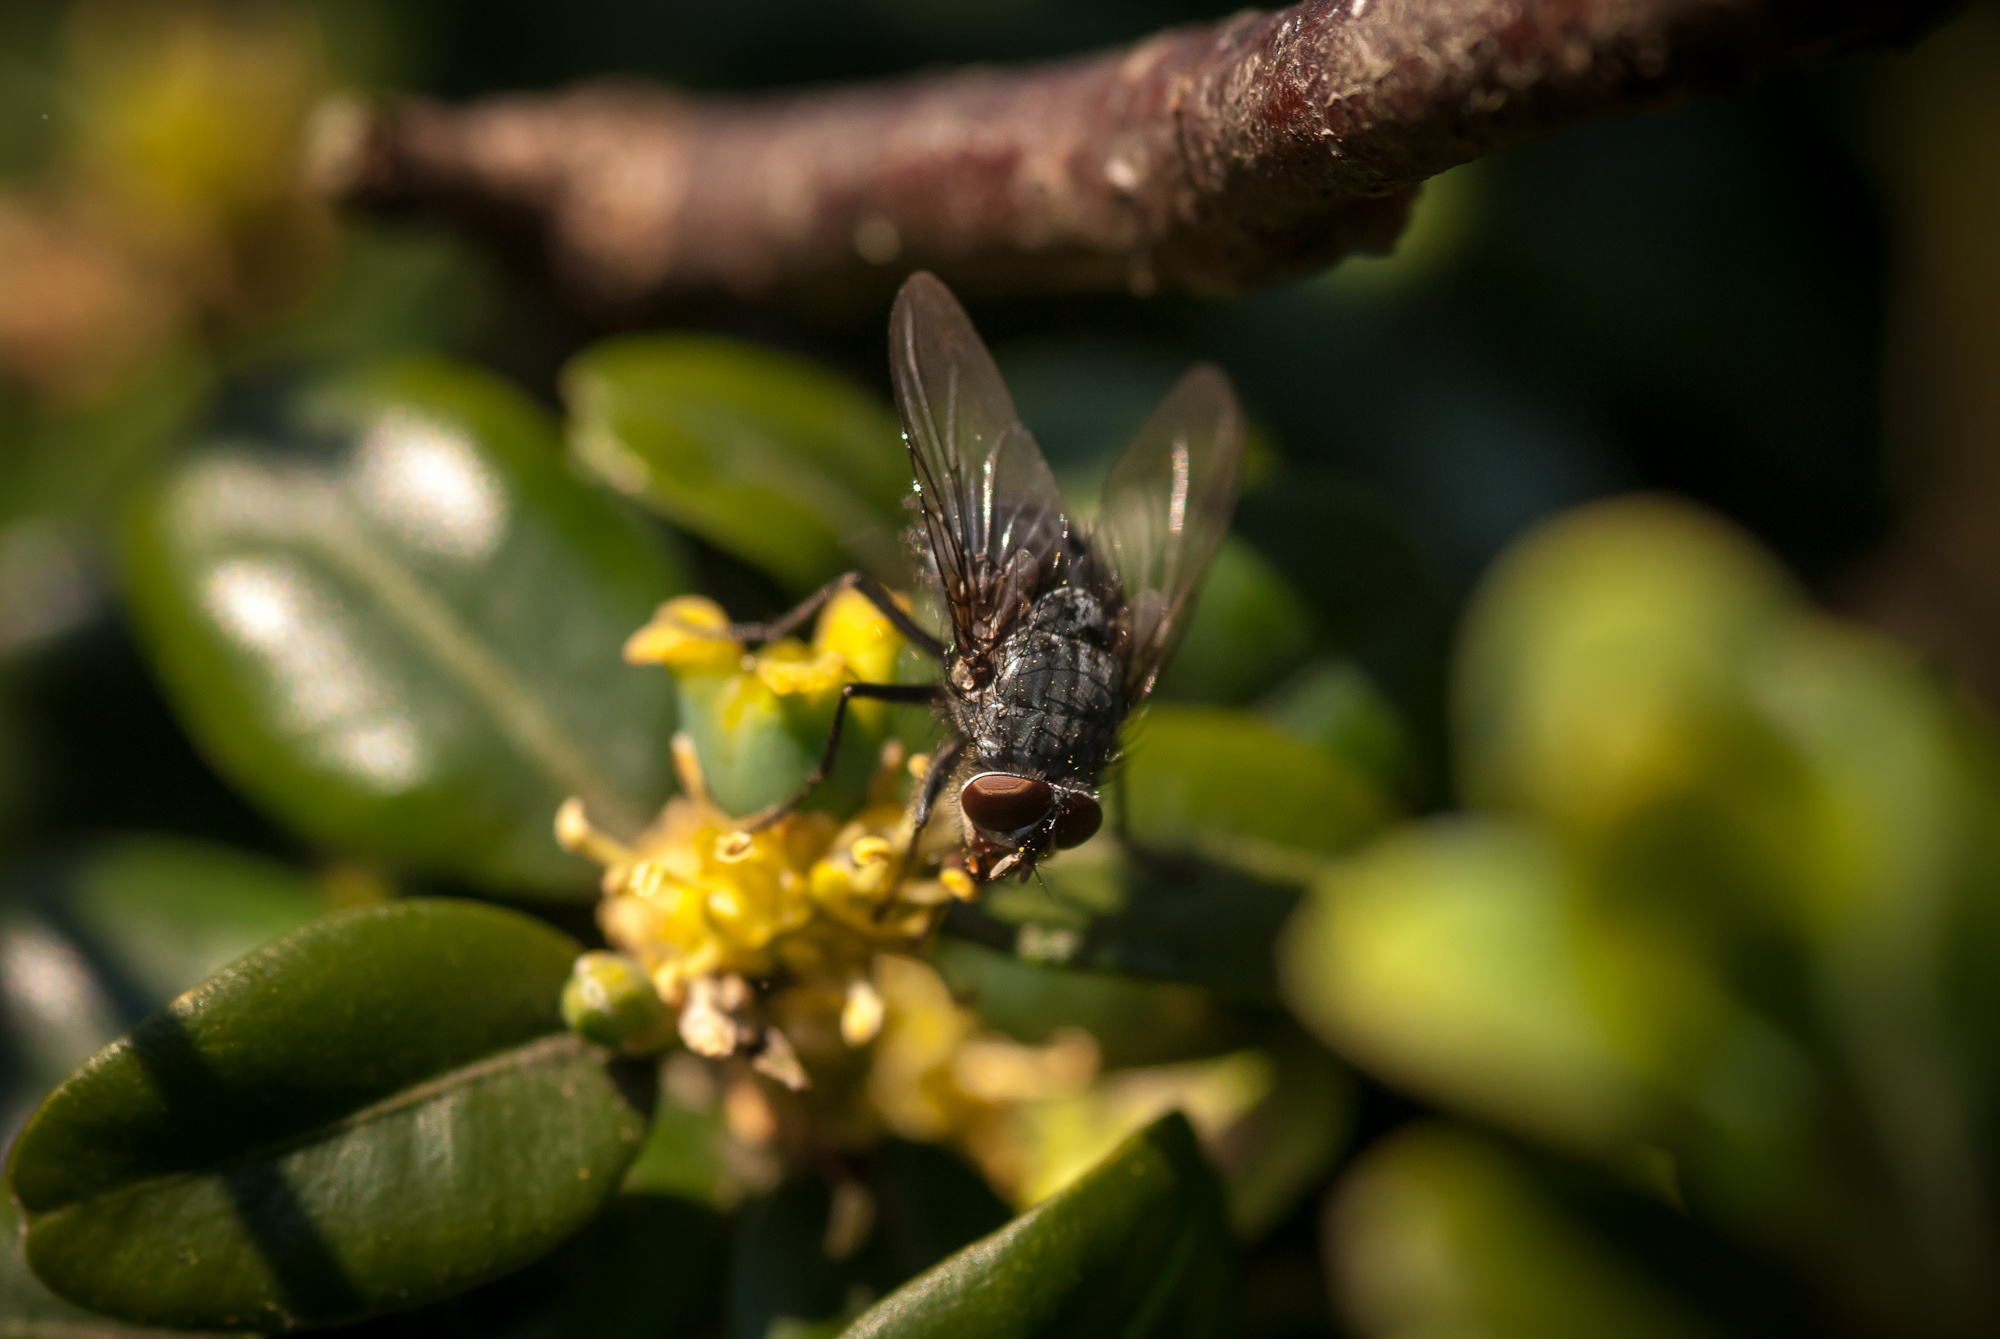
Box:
732;272;1244;883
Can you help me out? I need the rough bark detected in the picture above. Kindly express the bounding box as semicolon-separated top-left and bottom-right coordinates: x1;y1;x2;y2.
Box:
324;0;1949;314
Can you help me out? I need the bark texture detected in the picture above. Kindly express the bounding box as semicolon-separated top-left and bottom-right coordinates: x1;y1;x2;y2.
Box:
327;0;1949;313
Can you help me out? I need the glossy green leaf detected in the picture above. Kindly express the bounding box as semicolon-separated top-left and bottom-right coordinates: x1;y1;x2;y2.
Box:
121;357;686;896
840;1112;1233;1339
564;336;908;593
8;899;649;1332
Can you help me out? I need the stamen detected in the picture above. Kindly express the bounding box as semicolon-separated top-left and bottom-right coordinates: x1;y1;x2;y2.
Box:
841;977;886;1047
554;797;632;865
670;732;709;804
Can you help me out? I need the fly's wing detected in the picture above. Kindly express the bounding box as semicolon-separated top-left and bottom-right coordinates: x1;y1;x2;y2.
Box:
890;272;1071;656
1092;364;1244;704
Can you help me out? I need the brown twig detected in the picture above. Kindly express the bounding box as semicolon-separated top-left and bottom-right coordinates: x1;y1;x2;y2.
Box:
324;0;1948;315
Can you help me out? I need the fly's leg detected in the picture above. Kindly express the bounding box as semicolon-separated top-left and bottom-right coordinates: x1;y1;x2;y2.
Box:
896;735;967;881
741;682;941;831
731;572;945;660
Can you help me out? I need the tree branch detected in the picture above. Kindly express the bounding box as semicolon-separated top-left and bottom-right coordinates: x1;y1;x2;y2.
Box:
326;0;1948;314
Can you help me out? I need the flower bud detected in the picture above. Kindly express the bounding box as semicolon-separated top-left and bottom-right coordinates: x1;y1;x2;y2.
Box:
561;951;669;1051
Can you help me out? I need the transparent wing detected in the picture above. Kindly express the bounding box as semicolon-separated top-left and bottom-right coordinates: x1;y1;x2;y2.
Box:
890;272;1072;655
1092;364;1245;703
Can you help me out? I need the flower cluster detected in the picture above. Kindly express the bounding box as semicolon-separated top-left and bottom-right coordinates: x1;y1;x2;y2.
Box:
556;595;977;1087
554;587;1234;1205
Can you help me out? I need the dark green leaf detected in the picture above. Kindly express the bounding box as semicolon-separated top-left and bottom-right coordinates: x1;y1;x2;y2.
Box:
121;357;687;896
2;1197;207;1339
840;1112;1234;1339
564;336;907;593
8;899;649;1332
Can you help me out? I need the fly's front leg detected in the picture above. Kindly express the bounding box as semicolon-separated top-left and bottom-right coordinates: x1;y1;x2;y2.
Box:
741;682;941;831
897;735;967;881
731;572;946;660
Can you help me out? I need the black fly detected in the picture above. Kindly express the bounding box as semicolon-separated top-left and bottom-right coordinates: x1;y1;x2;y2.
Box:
732;272;1244;884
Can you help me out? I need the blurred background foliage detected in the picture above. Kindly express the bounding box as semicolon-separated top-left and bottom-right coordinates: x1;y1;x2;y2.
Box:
3;0;2000;1337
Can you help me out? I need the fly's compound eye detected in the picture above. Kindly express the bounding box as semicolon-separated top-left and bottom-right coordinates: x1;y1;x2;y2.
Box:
960;772;1053;834
1049;793;1102;849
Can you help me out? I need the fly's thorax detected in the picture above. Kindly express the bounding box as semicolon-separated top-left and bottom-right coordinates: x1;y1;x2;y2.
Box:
965;585;1125;787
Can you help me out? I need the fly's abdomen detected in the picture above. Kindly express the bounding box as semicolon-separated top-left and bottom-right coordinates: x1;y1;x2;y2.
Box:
973;591;1124;783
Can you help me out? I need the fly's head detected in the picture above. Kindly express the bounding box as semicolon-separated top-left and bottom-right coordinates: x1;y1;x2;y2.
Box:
956;770;1101;883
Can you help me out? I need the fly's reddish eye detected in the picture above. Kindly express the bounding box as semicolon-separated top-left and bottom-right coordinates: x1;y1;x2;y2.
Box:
1050;794;1102;849
960;773;1053;833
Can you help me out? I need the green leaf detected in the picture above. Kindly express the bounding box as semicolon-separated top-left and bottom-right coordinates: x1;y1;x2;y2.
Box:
1329;1124;1732;1339
2;1197;204;1339
0;837;329;1132
1123;705;1395;880
930;937;1247;1069
39;835;331;1011
564;336;908;593
121;357;687;896
7;899;650;1332
1278;817;1658;1151
840;1112;1234;1339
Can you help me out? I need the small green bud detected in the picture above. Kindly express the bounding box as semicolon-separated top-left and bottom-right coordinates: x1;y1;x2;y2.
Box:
561;951;668;1051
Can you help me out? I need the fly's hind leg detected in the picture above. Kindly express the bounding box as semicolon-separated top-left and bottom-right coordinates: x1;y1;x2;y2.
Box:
740;682;941;831
730;572;945;660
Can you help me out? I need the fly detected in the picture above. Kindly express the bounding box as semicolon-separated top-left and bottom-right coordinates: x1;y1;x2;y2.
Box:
729;272;1244;883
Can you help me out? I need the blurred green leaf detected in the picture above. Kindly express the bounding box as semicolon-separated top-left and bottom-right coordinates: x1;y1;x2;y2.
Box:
1258;657;1417;800
1124;704;1395;879
7;899;649;1331
1330;1124;1736;1339
930;937;1246;1069
564;336;907;593
121;357;687;896
1207;1030;1353;1240
1453;497;1795;835
1153;538;1320;706
841;1112;1234;1339
1;836;328;1131
1279;817;1657;1150
46;834;329;1010
730;1142;1012;1339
